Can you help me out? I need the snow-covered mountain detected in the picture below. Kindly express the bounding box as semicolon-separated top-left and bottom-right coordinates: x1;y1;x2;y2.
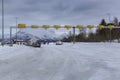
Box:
11;28;69;42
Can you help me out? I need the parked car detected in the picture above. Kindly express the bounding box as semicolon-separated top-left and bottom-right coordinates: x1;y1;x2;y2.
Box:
32;42;41;47
25;39;41;47
56;41;63;45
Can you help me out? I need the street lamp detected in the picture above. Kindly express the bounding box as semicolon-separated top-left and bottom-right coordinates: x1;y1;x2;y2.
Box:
73;27;76;44
15;17;18;41
107;13;111;23
107;13;112;43
1;0;4;46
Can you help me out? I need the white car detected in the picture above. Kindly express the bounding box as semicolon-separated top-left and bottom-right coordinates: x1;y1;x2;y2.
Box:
56;41;63;45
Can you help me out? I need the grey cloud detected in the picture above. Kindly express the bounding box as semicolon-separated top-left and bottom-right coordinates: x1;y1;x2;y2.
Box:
1;0;120;28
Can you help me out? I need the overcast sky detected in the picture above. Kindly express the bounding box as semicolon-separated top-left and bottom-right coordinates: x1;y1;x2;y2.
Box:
0;0;120;28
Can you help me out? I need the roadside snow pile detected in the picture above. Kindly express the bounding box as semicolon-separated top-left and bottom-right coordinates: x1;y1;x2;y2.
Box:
0;45;32;60
0;43;120;80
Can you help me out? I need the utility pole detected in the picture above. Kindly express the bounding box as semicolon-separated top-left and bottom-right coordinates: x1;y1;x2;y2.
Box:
110;29;111;43
10;27;12;44
15;17;18;41
2;0;4;46
69;31;72;42
107;13;112;43
73;27;76;44
107;13;111;23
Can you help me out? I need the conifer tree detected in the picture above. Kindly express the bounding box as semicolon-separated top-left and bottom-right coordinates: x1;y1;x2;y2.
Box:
99;19;106;26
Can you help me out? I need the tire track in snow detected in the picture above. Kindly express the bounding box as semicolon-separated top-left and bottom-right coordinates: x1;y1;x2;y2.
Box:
0;43;120;80
49;44;120;80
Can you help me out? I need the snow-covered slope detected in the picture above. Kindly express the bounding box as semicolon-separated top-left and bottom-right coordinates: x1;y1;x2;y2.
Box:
0;43;120;80
12;28;69;42
0;28;69;43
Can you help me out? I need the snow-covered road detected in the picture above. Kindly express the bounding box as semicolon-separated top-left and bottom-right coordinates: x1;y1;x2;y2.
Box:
0;43;120;80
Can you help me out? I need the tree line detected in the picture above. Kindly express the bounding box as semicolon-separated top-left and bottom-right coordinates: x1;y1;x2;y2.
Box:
62;17;120;42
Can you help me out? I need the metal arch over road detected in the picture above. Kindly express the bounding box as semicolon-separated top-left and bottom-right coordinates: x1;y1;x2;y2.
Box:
9;25;80;45
9;24;120;45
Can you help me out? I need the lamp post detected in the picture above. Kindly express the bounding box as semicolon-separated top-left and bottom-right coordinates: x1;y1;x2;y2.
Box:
15;17;18;41
10;27;12;45
73;27;76;44
107;13;112;43
107;13;111;23
1;0;4;46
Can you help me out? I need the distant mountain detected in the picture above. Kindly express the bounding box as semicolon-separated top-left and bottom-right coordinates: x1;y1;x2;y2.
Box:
11;28;69;42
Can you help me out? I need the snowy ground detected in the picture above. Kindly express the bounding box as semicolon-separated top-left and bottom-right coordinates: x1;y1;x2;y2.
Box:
0;42;120;80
